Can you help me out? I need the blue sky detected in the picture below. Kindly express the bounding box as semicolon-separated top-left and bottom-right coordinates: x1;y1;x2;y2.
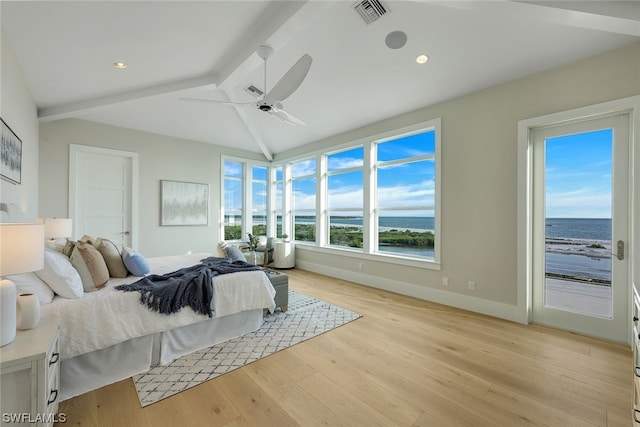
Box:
228;128;613;220
545;129;612;218
290;131;436;216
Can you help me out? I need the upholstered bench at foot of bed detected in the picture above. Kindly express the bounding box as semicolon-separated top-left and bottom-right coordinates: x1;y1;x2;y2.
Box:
264;270;288;312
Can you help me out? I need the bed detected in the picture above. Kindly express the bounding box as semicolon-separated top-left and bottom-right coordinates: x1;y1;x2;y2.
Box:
36;252;276;401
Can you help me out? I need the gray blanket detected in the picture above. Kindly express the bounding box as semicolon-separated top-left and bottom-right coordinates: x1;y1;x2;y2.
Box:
116;257;261;317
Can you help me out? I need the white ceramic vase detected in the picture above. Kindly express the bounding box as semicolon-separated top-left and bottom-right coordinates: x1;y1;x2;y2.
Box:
16;292;40;330
0;279;17;346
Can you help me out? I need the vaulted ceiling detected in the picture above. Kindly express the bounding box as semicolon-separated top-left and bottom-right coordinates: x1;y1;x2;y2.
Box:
2;1;639;160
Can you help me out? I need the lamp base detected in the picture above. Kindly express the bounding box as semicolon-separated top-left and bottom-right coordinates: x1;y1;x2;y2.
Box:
0;278;17;346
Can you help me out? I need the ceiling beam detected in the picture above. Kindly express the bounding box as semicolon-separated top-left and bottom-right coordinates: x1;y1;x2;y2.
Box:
424;0;640;37
38;74;218;121
37;1;317;122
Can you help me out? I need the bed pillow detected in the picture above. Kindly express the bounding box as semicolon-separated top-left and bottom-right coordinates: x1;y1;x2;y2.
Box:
7;272;55;305
36;249;84;299
94;238;128;278
121;247;151;276
70;242;110;292
223;245;246;263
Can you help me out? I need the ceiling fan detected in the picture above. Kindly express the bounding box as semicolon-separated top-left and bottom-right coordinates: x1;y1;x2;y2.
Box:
181;45;312;126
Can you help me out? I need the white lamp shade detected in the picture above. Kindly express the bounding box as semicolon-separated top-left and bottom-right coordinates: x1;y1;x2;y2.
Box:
43;218;72;239
0;223;45;276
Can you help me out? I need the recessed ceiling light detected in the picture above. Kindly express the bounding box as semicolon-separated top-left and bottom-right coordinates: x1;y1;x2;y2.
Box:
113;62;128;69
416;54;429;64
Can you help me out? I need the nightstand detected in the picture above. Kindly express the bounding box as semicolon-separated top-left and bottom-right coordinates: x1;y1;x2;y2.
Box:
0;315;61;426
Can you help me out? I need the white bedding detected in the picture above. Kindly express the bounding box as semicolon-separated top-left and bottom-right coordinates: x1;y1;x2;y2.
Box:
41;253;276;360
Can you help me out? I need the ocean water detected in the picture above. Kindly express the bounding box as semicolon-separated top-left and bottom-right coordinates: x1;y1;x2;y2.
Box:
275;216;611;241
545;218;612;281
545;218;611;241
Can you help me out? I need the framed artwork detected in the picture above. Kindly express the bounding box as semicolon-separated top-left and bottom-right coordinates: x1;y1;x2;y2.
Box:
1;118;22;184
160;180;209;226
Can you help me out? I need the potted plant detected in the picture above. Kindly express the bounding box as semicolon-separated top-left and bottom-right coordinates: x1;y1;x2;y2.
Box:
246;233;259;264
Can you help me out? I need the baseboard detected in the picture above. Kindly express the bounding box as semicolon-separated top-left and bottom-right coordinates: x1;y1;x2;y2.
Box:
296;259;524;324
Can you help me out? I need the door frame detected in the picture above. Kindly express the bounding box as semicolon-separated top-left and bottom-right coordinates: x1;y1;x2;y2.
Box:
69;144;139;249
516;95;639;343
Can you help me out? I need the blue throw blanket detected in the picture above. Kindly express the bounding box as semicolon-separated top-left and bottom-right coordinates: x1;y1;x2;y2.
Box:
116;257;261;317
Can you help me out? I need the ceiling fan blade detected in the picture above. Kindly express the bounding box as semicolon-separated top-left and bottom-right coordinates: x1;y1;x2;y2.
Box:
267;54;312;103
268;107;306;126
179;97;254;107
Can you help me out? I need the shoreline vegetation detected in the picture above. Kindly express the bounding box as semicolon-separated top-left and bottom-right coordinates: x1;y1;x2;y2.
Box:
225;223;435;252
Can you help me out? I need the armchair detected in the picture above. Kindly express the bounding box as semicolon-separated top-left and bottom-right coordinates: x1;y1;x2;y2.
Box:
254;236;275;267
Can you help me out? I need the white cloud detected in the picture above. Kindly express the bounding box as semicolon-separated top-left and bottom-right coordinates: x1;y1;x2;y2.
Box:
546;188;611;218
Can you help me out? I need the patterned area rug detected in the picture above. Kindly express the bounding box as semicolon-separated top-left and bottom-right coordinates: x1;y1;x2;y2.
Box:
132;290;361;407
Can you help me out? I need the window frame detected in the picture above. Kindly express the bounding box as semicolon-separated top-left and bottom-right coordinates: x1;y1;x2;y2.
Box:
325;146;364;250
220;156;272;243
289;157;317;244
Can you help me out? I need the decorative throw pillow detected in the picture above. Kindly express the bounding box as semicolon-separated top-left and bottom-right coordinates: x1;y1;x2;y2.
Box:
70;243;110;292
7;272;55;305
62;239;76;258
223;245;246;263
121;247;151;276
79;234;96;245
94;238;128;278
36;249;84;299
217;241;229;258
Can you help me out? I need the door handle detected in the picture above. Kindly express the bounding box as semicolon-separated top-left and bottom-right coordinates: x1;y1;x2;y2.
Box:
615;240;624;261
120;231;130;235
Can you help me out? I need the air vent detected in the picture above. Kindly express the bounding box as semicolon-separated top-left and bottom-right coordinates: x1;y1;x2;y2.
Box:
243;84;264;99
353;0;388;25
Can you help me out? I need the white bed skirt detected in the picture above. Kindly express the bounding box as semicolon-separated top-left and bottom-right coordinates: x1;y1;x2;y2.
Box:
60;309;264;401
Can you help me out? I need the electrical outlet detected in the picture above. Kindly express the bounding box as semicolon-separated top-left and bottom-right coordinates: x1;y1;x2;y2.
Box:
468;281;476;291
442;277;449;287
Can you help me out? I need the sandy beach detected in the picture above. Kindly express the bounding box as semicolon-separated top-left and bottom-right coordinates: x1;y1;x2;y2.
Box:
545;237;611;258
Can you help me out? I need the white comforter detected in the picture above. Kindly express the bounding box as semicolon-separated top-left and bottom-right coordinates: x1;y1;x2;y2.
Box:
41;253;276;359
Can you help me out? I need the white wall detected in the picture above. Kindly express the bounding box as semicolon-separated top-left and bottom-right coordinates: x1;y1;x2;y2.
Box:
278;42;640;321
39;119;264;257
0;31;39;221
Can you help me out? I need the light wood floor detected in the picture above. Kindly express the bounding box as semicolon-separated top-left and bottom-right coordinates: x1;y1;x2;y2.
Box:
57;269;632;427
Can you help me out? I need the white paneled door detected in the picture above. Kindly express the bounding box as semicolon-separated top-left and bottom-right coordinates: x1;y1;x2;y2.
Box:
69;145;138;249
531;113;630;342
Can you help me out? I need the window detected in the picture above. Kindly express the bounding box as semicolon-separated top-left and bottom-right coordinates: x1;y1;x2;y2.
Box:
222;119;440;265
327;147;364;249
223;160;243;240
291;158;316;243
252;166;267;235
375;130;436;259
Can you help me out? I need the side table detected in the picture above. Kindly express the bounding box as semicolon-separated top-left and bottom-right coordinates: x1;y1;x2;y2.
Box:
273;241;295;269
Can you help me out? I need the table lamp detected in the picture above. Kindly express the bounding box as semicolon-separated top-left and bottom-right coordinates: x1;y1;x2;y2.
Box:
0;223;45;346
38;217;72;243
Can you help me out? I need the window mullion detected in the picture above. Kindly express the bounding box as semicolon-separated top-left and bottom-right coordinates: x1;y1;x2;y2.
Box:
283;163;292;239
363;140;375;254
243;163;252;240
318;153;327;247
